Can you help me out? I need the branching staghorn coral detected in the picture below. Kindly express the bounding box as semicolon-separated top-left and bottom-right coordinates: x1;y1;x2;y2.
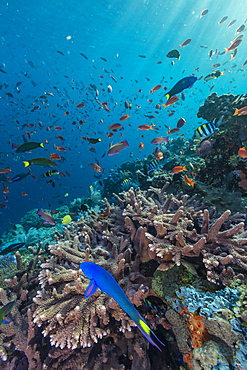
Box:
114;186;247;284
1;185;247;369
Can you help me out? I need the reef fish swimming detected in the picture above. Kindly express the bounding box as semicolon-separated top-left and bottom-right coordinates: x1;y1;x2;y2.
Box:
37;208;56;225
0;301;15;325
16;142;44;153
80;262;165;351
23;157;58;167
0;242;25;255
165;76;197;99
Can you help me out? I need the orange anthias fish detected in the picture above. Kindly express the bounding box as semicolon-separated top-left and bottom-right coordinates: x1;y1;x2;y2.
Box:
55;146;66;152
0;168;12;174
49;153;61;160
89;163;105;173
233;106;247;116
184;175;195;187
167;128;180;134
162;96;179;108
150;84;162;93
108;123;123;131
171;165;187;174
138;124;155;130
99;205;111;219
120;114;130;121
238;147;247;158
2;185;10;194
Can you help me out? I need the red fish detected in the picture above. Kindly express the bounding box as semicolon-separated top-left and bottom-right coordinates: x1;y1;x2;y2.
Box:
167;128;180;134
49;153;61;160
163;96;179;108
120;114;130;121
56;135;65;141
55;146;66;152
233;106;247;116
0;169;12;174
171;165;187;174
99;205;111;219
238;147;247;158
151;137;168;145
88;163;104;173
138;124;155;130
54;126;63;130
76;103;85;108
150;85;162;93
2;184;10;193
184;175;195;187
108;123;123;130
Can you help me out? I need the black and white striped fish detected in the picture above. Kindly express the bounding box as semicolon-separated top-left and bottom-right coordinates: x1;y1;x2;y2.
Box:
194;115;224;139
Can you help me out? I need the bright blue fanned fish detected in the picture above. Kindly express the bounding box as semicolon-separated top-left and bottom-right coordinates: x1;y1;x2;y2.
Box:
165;76;197;99
80;262;165;351
0;301;15;325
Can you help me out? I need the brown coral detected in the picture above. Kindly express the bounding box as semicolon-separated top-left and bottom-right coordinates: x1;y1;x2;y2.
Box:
115;186;247;284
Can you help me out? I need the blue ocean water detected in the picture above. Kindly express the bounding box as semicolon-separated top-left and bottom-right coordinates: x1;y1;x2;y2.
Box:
0;0;246;232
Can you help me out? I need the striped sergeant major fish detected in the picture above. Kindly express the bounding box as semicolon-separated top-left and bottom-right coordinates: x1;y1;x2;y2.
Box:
194;115;224;139
80;262;165;351
147;158;165;173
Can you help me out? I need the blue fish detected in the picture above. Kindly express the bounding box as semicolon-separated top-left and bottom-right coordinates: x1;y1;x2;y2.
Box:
80;262;164;351
165;76;197;99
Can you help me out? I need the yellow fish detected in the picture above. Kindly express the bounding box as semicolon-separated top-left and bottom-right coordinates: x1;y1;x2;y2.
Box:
62;215;72;225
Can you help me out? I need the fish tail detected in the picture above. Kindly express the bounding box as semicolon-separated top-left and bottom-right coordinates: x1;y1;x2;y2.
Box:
40;143;44;148
138;319;164;351
165;94;170;100
233;109;238;116
2;316;12;324
178;56;181;60
23;161;30;167
224;47;229;53
123;139;129;147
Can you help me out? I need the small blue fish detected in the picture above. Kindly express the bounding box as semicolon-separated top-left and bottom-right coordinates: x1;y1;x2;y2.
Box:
80;262;164;351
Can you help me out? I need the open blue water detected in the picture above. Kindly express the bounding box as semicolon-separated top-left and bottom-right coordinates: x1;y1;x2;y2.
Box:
0;0;247;232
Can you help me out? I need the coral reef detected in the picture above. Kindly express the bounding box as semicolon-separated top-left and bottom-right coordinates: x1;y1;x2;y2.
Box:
115;186;247;285
0;185;247;369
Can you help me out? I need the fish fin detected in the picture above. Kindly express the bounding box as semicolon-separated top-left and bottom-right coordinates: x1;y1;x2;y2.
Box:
165;94;170;100
40;143;44;148
2;316;12;324
138;319;164;351
216;115;225;127
23;161;30;167
85;280;98;298
233;109;238;116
